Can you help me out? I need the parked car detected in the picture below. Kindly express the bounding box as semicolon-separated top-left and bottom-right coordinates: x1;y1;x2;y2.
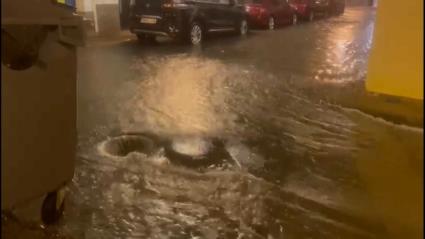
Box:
244;0;297;30
128;0;248;45
289;0;331;21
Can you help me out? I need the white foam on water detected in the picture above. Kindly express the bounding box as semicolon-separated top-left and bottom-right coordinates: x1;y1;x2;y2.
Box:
341;106;424;133
171;137;212;157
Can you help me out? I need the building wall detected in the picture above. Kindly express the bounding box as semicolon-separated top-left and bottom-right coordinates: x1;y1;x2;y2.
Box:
95;3;121;35
77;0;118;12
76;0;121;35
76;0;92;12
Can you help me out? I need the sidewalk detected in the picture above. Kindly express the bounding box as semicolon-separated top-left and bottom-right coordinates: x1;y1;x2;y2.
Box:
85;31;135;47
320;81;423;128
81;18;135;47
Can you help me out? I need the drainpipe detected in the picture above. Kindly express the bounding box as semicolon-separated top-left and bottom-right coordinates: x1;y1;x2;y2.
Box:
92;0;99;33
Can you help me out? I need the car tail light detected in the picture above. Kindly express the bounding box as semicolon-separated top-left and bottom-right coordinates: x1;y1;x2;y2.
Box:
245;4;266;14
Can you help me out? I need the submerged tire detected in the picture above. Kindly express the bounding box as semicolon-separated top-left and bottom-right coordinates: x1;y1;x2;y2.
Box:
292;14;298;25
308;11;315;21
268;17;275;30
238;19;249;36
189;21;203;45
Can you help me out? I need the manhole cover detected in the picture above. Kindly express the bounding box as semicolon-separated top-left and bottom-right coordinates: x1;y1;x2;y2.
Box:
164;137;234;169
98;135;155;157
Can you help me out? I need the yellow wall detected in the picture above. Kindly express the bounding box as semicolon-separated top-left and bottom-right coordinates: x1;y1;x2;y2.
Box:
366;0;423;100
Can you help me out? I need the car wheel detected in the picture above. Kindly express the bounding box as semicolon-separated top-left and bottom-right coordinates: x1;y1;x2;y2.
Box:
268;17;275;30
189;21;203;45
292;14;298;25
308;11;314;21
239;19;249;36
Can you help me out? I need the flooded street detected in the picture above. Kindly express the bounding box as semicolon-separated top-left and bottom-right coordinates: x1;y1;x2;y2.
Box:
3;7;423;239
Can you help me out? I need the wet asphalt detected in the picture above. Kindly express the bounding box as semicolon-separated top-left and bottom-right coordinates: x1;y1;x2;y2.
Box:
2;6;423;239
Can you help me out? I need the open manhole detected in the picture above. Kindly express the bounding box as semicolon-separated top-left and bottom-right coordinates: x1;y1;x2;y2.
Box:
164;137;235;169
99;135;156;157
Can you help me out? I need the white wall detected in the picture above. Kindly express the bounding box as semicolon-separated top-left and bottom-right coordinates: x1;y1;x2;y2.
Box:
84;0;92;11
96;0;118;4
77;0;118;12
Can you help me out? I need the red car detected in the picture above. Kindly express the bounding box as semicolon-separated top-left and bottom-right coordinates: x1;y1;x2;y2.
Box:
289;0;344;21
244;0;298;30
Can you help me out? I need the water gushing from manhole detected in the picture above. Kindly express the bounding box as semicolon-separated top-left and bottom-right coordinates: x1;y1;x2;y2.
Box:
171;137;212;158
165;137;235;169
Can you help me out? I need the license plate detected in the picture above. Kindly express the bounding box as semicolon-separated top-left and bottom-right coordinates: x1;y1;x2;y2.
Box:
140;17;157;24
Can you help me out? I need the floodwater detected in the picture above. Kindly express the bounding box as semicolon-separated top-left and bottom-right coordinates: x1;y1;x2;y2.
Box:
2;7;423;239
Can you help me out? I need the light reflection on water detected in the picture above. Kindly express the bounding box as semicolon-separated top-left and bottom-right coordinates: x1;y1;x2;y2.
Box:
311;9;375;84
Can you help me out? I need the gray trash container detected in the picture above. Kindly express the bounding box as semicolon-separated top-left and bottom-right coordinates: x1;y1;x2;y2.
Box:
1;0;84;225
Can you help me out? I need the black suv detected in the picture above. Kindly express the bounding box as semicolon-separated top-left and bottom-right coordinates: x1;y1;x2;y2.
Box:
128;0;249;45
